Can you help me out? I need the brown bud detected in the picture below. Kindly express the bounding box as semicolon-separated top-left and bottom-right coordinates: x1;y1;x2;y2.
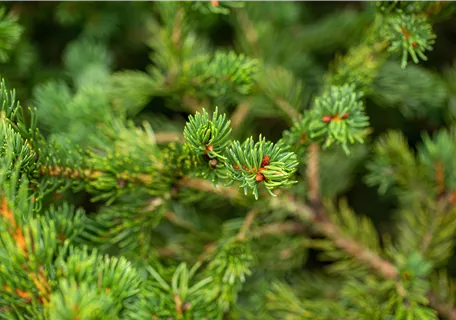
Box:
450;190;456;205
322;116;332;123
256;172;265;182
117;179;126;188
261;155;270;167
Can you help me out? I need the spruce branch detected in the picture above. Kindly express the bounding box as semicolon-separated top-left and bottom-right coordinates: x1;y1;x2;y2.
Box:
204;238;254;311
190;1;244;16
370;60;447;119
367;129;456;267
0;7;23;63
182;177;398;278
327;42;388;93
281;114;311;160
183;107;232;184
33;145;456;318
226;136;298;199
183;108;299;198
0;170;56;316
381;12;436;69
34;127;456;317
180;51;259;105
2;2;456;318
184;107;231;160
308;84;370;154
178;177;456;318
375;1;449;20
256;66;304;123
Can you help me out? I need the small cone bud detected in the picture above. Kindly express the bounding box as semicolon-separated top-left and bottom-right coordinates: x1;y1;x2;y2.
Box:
322;116;332;123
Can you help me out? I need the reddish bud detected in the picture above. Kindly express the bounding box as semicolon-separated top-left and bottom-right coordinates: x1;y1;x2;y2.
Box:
117;179;126;188
450;190;456;205
205;144;214;153
58;233;66;242
322;116;332;123
210;159;217;168
261;155;270;167
211;0;219;7
342;112;349;119
256;172;265;182
411;41;417;48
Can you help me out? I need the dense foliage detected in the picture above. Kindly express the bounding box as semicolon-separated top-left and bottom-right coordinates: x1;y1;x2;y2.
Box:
2;1;456;319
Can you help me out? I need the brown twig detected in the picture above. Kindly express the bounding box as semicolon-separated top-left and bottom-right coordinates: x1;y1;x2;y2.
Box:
307;143;322;214
231;100;251;130
306;142;398;279
39;165;154;185
174;293;183;316
154;131;183;144
237;208;260;241
182;94;204;114
171;7;184;50
428;293;456;320
0;306;12;313
315;216;398;279
197;242;217;263
236;9;261;57
164;211;196;232
425;1;445;18
251;221;307;238
178;177;239;201
275;98;301;123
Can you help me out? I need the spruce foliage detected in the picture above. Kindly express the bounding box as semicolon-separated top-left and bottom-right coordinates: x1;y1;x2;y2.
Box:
1;1;456;319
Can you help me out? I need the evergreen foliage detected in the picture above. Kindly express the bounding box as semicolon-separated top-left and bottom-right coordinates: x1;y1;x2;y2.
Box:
1;1;456;319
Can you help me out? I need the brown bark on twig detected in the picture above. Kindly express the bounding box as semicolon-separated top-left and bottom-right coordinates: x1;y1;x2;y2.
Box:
237;208;260;241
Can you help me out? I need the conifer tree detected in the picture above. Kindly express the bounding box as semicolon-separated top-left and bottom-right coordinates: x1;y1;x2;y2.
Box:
2;1;456;319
